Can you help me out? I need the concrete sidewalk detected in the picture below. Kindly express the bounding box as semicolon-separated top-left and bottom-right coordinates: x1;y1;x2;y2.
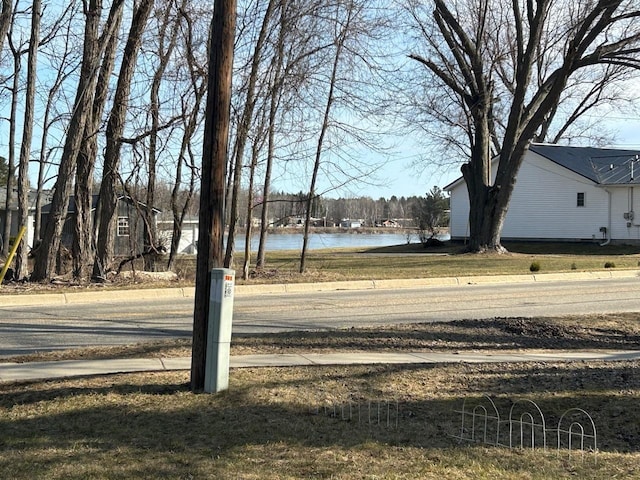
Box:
2;349;640;383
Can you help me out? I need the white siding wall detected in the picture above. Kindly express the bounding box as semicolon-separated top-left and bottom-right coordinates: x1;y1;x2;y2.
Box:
608;186;640;242
448;179;469;239
502;152;608;240
447;151;610;241
157;222;199;254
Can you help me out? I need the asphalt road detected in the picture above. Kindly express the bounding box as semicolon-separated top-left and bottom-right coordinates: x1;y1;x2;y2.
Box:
1;276;640;356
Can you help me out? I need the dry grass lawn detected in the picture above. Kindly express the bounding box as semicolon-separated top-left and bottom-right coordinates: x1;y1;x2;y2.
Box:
3;240;640;294
1;362;640;479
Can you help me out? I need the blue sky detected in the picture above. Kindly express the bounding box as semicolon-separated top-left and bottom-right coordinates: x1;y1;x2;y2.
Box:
337;115;640;200
4;2;639;203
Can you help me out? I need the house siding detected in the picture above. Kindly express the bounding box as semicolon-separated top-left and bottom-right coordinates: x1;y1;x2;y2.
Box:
157;220;198;254
448;180;469;239
40;196;158;257
501;152;608;241
447;151;610;242
608;186;640;242
114;200;149;256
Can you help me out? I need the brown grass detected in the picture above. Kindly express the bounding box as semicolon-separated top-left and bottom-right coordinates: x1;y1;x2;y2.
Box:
1;360;640;479
3;241;640;294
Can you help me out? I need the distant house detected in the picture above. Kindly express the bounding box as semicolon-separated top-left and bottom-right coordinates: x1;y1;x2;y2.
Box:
380;219;399;228
445;143;640;244
41;195;161;256
340;218;363;229
272;216;325;228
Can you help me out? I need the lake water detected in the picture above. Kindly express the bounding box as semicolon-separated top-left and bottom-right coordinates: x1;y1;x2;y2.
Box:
230;232;450;252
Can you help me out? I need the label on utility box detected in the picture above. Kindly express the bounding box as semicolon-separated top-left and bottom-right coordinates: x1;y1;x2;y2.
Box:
224;275;234;298
211;273;235;303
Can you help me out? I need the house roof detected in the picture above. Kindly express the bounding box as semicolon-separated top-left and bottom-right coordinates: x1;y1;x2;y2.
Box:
41;194;161;214
529;144;640;185
444;144;640;190
0;187;52;211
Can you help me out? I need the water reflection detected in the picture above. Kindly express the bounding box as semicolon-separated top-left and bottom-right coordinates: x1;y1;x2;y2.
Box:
230;232;450;252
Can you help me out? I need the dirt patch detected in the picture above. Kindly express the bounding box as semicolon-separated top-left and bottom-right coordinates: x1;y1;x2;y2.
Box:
230;314;640;354
6;313;640;363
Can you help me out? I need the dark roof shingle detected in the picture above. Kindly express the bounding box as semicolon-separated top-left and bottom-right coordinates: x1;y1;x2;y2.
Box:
529;144;640;185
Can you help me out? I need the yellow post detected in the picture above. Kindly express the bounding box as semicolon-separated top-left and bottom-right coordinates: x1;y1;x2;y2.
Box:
0;225;27;284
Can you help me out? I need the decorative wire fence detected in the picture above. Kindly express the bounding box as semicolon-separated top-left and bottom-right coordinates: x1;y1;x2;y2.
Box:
452;395;597;460
308;394;599;464
310;399;401;429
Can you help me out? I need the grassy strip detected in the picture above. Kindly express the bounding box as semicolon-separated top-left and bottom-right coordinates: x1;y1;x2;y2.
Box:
3;241;640;294
204;241;640;285
1;362;639;479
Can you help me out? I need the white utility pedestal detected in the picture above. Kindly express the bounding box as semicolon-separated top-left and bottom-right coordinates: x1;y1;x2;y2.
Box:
204;268;235;393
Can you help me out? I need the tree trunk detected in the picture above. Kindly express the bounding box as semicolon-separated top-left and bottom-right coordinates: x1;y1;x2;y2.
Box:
15;0;41;280
300;5;350;273
34;9;79;245
0;0;11;252
462;146;521;253
255;134;273;269
31;1;103;282
191;0;236;393
2;39;19;258
93;0;154;279
73;1;123;281
168;100;202;272
242;132;263;280
256;5;287;270
0;0;11;56
144;0;184;272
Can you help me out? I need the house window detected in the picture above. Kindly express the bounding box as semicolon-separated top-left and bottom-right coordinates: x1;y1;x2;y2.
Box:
117;216;130;236
577;192;585;207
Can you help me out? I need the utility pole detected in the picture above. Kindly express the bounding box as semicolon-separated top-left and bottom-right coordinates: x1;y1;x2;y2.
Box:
191;0;237;392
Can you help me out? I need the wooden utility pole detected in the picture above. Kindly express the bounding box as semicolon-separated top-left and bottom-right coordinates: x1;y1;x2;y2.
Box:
191;0;236;392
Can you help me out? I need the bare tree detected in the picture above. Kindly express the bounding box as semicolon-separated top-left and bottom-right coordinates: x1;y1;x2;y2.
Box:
223;0;277;269
167;6;207;271
14;0;42;279
405;0;640;252
33;3;80;244
0;0;12;55
241;111;267;280
256;0;330;269
141;0;186;272
73;0;124;281
93;0;155;279
255;6;286;270
2;6;23;259
299;3;351;273
32;0;110;281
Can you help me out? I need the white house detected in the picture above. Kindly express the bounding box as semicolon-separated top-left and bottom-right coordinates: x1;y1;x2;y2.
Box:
445;144;640;244
340;218;363;229
157;217;199;254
